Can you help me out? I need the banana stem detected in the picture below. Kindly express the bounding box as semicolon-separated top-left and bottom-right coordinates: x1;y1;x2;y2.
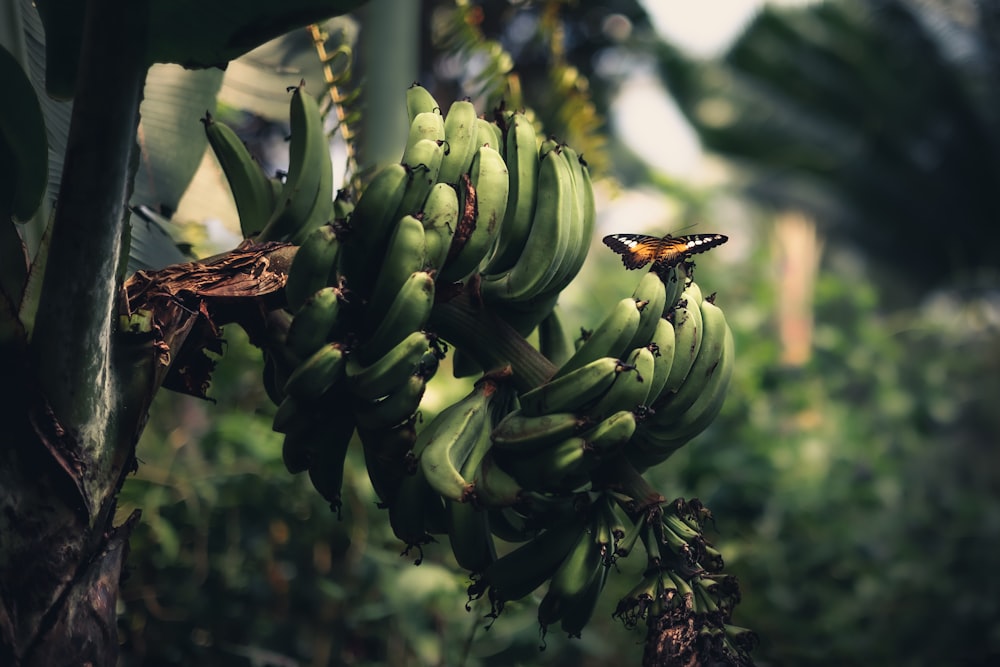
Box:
428;290;557;393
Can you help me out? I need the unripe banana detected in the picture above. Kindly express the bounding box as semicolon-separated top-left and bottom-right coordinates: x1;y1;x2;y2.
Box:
447;497;497;573
283;342;346;403
552;297;642;380
438;99;479;185
491;409;589;452
587;346;657;420
202;114;276;238
356;270;435;366
355;372;428;430
517;356;622;417
538;515;607;633
653;296;729;417
406;110;446;147
345;331;433;401
487;506;537;542
536;144;594;298
469;506;588;608
480;147;574;303
405;83;440;123
660;286;704;395
482;112;538;274
628;271;668;351
498;436;593;493
357;420;416;507
474;117;503;151
646;317;676;403
286;285;345;360
285;223;340;312
419;378;496;501
338;163;409;292
472;451;525;508
395;138;444;220
363;215;427;329
388;462;444;554
259;84;328;243
643;321;734;445
305;412;357;514
420;182;459;274
437;146;510;283
580;409;637;455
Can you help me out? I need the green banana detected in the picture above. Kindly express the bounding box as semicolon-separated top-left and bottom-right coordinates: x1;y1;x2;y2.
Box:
653;296;730;417
643;320;734;444
447;496;497;573
283;342;346;403
363;215;427;329
202;113;275;238
286;286;345;360
395;138;444;220
355;270;435;366
482;112;538;274
469;505;589;610
646;317;676;403
517;356;621;417
406;110;446;147
438;99;479;185
660;286;704;396
474;117;504;151
345;331;433;401
388;462;444;557
305;412;357;514
419;378;496;501
437;146;510;283
580;409;637;455
537;307;573;368
628;271;668;351
405;83;440;123
537;512;607;633
487;506;537;542
289;114;335;246
480;147;574;303
355;372;429;430
357;420;416;507
661;263;689;312
258;84;328;243
491;409;589;452
284;223;340;312
587;346;657;420
552;297;642;380
472;451;526;508
535;144;595;299
420;182;459;274
338;163;409;292
498;436;594;494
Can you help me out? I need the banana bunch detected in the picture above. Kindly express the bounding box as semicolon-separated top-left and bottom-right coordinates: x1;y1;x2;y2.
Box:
205;81;334;243
229;80;747;647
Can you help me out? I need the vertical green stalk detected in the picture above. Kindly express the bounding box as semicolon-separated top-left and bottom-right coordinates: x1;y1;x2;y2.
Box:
29;0;149;521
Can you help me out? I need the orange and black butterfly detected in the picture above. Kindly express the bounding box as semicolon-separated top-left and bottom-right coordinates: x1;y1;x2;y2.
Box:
602;232;728;270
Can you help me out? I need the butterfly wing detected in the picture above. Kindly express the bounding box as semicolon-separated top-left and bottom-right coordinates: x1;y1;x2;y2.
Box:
602;234;664;269
651;234;729;269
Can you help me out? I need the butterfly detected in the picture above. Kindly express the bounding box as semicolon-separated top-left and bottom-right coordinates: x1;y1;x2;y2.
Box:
602;232;729;270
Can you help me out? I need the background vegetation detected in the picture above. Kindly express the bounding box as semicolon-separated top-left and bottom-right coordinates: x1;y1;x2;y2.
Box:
107;0;1000;665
